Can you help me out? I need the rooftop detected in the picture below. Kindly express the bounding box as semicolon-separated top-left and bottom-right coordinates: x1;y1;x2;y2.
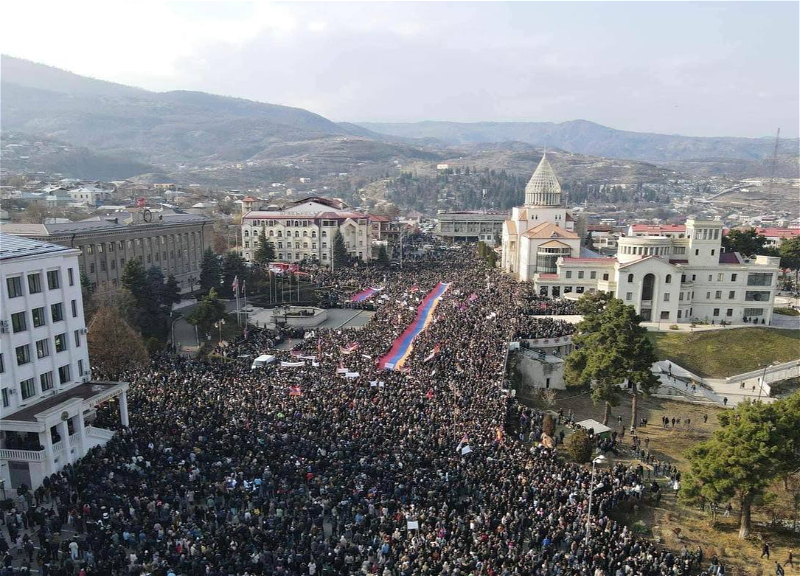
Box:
2;381;125;423
0;232;74;261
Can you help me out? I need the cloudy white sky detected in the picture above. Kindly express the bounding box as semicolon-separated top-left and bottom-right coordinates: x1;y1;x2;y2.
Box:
2;1;798;137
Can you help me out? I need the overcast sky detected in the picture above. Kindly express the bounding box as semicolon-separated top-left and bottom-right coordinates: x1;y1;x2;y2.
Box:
2;1;798;138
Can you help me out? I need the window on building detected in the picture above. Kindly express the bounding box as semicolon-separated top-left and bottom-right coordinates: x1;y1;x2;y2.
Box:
745;291;771;302
660;311;669;320
74;330;81;347
678;310;682;319
565;271;572;279
744;307;764;316
90;263;96;274
0;354;3;373
578;271;584;279
55;333;67;353
47;270;61;290
78;359;84;376
664;293;670;302
747;273;773;286
715;291;721;299
28;273;42;294
627;274;634;283
58;364;71;385
100;260;107;271
726;309;733;317
16;344;31;365
602;273;609;281
626;292;633;301
731;273;737;282
711;249;715;256
68;268;75;286
5;276;22;299
41;371;54;392
51;302;64;322
695;249;699;256
36;338;49;359
11;311;27;333
1;388;8;408
87;245;94;255
20;378;36;400
29;307;45;328
590;271;597;280
679;292;684;301
665;274;672;284
729;291;735;299
713;308;720;317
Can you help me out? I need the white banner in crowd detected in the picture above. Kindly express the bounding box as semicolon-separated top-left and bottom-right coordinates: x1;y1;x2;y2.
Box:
281;361;305;368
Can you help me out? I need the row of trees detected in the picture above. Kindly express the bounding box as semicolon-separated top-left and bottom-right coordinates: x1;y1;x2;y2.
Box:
564;293;659;428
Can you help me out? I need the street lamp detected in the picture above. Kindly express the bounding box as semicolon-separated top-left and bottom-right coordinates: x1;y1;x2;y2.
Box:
170;314;183;352
585;454;607;544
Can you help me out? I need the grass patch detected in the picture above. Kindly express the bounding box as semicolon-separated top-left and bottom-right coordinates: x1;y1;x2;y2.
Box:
647;328;800;378
775;307;800;317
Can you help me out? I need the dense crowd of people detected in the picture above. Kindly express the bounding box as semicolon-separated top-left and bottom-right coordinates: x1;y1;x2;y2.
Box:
1;248;725;575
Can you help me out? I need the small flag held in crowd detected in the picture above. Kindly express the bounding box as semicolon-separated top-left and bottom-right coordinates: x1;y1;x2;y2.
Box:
289;385;303;397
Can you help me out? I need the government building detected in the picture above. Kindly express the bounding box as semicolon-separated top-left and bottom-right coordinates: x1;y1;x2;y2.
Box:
3;208;211;293
241;196;373;264
0;234;128;490
502;156;780;325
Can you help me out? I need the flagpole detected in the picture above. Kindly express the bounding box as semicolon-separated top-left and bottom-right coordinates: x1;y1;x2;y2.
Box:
243;282;247;329
234;275;240;327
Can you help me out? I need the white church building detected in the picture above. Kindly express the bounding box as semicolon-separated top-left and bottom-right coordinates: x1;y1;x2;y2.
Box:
502;157;781;325
501;153;584;280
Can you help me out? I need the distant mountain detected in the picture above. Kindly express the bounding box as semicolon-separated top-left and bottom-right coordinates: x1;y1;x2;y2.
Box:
357;120;800;170
0;55;387;168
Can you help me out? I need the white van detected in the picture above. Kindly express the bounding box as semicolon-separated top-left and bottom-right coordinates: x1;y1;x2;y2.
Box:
250;354;276;369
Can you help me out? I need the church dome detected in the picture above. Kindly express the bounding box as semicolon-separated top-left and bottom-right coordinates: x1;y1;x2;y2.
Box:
525;154;562;206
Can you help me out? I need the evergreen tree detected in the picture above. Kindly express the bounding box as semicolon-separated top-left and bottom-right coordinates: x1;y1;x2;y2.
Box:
565;298;658;426
164;274;182;307
186;288;227;338
722;229;773;257
121;259;147;300
681;393;800;538
377;244;390;266
221;251;248;298
332;230;349;268
200;248;222;292
254;228;276;264
779;236;800;287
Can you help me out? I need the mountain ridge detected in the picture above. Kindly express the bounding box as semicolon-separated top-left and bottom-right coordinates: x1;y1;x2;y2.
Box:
357;120;799;165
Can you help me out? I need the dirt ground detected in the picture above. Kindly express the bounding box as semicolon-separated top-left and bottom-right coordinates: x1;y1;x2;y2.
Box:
548;391;799;576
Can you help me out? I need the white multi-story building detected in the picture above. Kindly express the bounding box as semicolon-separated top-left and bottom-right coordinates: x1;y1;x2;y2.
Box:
241;197;373;264
533;219;781;325
0;233;128;490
